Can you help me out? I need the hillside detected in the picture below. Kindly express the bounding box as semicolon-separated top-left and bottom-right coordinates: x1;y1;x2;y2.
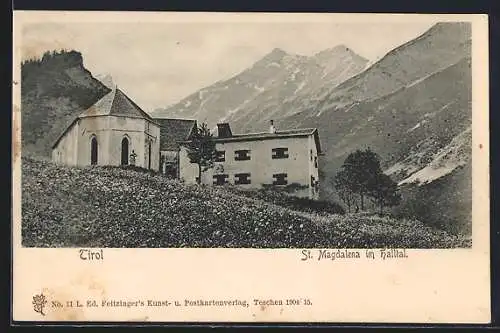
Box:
394;161;472;236
21;50;110;157
284;55;472;179
152;46;368;132
22;157;470;248
273;22;473;235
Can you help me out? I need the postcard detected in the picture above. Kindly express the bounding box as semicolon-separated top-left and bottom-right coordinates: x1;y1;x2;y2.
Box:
12;11;490;323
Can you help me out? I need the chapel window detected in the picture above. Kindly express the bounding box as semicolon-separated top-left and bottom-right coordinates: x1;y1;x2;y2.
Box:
121;137;129;165
90;136;98;165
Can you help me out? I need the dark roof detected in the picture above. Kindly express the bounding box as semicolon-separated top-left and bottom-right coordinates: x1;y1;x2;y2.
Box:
52;87;155;149
154;118;197;151
227;128;317;138
180;127;323;154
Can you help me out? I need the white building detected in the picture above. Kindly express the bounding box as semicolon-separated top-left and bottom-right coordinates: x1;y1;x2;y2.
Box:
154;118;197;178
179;121;322;199
51;87;160;170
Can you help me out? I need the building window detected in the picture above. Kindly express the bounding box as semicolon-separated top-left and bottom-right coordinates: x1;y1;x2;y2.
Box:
273;173;288;185
234;173;251;185
272;148;289;159
310;149;313;162
213;174;229;185
235;149;250;161
314;156;318;168
215;150;225;162
311;175;315;187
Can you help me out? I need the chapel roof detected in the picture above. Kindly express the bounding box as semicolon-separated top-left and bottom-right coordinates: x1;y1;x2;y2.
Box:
79;87;154;121
52;86;155;149
154;118;197;151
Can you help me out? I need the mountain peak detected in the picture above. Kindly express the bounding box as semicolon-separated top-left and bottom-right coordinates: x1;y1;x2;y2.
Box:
331;44;351;52
270;47;287;56
314;45;357;58
257;47;290;64
312;45;368;68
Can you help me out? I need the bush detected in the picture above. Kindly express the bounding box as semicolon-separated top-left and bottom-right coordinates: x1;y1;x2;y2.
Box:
226;186;346;215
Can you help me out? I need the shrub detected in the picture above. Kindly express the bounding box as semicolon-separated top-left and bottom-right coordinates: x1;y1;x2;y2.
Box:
226;186;345;215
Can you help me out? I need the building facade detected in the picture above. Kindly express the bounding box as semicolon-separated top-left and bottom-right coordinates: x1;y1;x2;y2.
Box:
179;122;322;199
154;118;197;178
52;87;160;170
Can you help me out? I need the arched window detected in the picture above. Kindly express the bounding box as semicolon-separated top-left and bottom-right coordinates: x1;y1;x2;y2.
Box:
121;137;129;165
90;136;98;165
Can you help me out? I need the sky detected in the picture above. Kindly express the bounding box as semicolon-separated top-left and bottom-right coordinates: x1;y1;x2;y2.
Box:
20;14;440;112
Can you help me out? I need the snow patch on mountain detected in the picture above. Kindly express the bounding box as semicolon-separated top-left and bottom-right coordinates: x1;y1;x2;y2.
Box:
398;127;471;186
267;62;281;68
385;162;421;178
254;85;265;93
290;67;301;81
198;90;208;100
406;120;428;133
294;81;306;94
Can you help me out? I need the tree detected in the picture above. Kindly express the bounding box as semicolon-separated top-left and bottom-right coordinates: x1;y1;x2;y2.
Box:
334;148;402;214
185;122;217;184
369;173;402;215
335;148;383;211
333;170;356;213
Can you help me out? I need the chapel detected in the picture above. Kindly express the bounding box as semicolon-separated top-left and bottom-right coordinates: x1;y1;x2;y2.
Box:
51;86;160;170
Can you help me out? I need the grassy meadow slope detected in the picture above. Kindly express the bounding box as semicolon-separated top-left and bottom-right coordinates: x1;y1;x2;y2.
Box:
22;157;470;248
